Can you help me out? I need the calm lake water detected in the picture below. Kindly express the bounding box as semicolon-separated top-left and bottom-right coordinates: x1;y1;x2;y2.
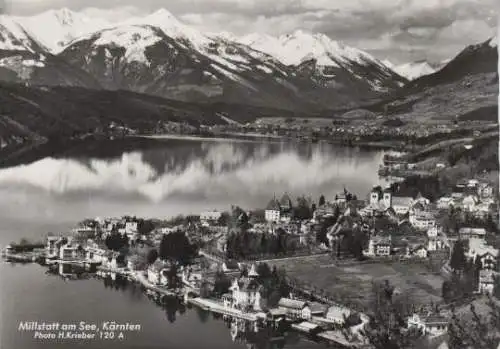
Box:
0;137;386;349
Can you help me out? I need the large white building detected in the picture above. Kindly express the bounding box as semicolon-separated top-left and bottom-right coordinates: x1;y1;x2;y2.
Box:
200;210;223;223
265;198;281;223
409;211;436;230
392;196;414;215
228;264;262;311
278;298;311;320
478;270;498;295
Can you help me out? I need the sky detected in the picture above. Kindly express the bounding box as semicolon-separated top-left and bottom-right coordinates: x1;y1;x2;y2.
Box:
1;0;498;64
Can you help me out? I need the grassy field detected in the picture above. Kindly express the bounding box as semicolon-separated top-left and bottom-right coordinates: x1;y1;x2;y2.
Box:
267;255;445;309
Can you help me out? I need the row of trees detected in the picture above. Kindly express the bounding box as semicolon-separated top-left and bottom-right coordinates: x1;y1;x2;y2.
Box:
225;229;301;260
105;232;129;252
443;240;483;302
144;231;199;267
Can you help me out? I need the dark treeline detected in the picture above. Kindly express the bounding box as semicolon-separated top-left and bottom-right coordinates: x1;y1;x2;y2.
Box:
159;231;198;265
225;229;301;260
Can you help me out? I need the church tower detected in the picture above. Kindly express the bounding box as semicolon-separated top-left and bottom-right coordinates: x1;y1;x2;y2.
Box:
383;190;392;208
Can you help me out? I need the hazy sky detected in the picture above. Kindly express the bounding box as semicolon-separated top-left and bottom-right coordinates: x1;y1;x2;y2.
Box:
1;0;498;64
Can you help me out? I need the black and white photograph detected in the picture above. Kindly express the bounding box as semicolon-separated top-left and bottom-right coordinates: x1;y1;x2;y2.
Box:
0;0;498;348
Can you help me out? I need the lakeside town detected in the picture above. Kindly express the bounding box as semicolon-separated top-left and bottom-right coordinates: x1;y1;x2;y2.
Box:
3;162;499;348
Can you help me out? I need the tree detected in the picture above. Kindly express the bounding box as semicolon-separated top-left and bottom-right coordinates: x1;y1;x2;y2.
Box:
231;206;249;230
199;281;212;298
256;263;272;280
448;298;500;349
450;240;467;273
213;271;231;296
217;212;231;226
167;264;179;289
105;232;129;252
363;280;421;349
147;249;158;265
442;280;453;302
294;196;312;220
138;219;155;236
319;195;326;206
494;275;500;300
159;231;198;265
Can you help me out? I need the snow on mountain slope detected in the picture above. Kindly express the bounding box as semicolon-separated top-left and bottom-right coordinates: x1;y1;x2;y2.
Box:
391;61;436;80
123;9;210;49
240;30;382;68
93;25;163;65
0;15;39;52
13;8;110;53
238;30;407;93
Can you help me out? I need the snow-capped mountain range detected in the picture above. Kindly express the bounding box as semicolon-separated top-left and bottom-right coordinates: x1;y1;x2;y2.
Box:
0;8;496;110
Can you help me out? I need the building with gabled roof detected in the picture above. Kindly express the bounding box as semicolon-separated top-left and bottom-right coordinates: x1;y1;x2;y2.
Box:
459;227;487;240
265;197;281;222
408;313;449;337
392;196;414;215
278;298;311;319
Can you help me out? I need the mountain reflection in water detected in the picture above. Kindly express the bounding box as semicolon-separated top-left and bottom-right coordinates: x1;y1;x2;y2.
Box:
0;138;386;233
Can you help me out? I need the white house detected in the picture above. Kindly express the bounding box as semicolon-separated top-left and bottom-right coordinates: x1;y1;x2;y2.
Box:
200;210;222;223
392;196;414;215
407;313;449;337
478;270;498;295
479;251;498;270
365;236;392;257
466;238;498;270
265;198;281;223
459;227;487;240
278;298;311;320
125;221;138;234
85;244;108;264
46;236;65;258
325;305;351;325
59;242;79;261
229;266;262;311
409;211;436;230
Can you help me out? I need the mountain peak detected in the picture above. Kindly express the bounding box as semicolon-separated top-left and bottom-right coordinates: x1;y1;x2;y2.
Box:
489;35;497;48
146;8;176;21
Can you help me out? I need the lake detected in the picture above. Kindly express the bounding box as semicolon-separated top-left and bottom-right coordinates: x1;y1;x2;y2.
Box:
0;136;386;349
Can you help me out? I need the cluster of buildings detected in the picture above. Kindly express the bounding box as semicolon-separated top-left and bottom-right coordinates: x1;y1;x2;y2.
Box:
437;179;496;218
220;264;360;329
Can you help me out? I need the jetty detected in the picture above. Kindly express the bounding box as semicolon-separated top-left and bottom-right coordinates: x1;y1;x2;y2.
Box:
187;298;260;322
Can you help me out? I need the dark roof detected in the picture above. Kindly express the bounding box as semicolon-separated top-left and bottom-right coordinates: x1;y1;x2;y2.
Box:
238;278;260;292
279;193;292;208
224;260;239;269
266;198;281;211
423;315;449;325
278;298;307;310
